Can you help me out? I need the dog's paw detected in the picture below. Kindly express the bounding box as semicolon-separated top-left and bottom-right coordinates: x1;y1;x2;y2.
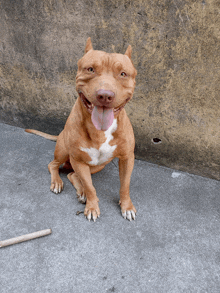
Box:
77;192;87;204
50;180;64;194
119;200;136;221
121;210;136;221
67;172;86;203
84;201;100;222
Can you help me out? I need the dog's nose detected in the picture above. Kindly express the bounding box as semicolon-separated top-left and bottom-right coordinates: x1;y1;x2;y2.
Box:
96;89;115;105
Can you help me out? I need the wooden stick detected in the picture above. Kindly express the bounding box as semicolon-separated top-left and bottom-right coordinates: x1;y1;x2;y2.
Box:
0;229;52;248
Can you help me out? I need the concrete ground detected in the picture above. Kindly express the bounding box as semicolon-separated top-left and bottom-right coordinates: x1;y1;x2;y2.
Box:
1;122;220;293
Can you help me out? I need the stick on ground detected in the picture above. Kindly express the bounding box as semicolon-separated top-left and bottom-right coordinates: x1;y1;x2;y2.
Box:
0;229;52;248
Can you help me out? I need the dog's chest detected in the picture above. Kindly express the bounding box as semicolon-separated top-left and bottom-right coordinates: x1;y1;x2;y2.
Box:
80;119;117;166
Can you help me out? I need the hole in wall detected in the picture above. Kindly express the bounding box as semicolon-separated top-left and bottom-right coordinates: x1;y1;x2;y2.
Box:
152;138;162;144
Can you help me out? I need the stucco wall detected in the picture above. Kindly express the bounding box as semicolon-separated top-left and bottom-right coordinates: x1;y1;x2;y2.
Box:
0;0;219;180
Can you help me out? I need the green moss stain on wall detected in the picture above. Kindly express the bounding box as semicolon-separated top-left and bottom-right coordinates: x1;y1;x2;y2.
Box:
0;0;219;179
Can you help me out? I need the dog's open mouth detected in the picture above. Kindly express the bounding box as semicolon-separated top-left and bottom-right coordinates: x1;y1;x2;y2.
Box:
113;97;131;114
78;91;130;114
79;92;93;113
78;91;130;131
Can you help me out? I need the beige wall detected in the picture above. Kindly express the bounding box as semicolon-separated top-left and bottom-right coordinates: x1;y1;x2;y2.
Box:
0;0;219;180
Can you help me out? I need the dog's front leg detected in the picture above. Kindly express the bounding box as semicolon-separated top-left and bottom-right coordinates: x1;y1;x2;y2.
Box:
70;157;100;222
118;153;136;221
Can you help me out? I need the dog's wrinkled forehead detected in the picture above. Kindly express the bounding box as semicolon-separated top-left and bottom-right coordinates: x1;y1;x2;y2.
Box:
77;50;137;78
77;50;108;69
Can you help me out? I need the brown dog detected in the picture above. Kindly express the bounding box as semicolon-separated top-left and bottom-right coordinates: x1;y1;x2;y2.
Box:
26;38;137;221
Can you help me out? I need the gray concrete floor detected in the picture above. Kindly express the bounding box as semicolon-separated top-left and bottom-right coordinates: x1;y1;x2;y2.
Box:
1;122;220;293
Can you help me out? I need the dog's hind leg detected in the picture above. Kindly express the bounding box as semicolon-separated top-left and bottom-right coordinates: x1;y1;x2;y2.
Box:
48;132;68;194
67;172;86;203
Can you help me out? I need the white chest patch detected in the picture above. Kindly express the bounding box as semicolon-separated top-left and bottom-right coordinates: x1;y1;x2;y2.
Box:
80;119;117;166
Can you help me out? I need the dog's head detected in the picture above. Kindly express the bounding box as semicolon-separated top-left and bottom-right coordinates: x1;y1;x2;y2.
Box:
76;37;137;131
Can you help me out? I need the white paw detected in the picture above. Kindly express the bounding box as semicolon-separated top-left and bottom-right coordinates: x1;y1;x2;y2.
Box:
86;211;100;222
121;210;136;221
50;182;63;194
84;202;100;222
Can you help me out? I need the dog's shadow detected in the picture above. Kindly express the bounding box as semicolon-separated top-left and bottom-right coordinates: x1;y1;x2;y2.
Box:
59;162;73;175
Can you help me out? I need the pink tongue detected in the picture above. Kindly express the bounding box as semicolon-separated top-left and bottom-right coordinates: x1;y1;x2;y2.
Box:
91;106;114;131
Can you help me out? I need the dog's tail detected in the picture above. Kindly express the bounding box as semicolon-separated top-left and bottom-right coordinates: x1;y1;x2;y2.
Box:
25;129;58;141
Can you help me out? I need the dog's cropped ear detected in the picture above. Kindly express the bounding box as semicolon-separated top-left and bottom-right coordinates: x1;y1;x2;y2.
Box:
85;37;93;54
124;45;132;59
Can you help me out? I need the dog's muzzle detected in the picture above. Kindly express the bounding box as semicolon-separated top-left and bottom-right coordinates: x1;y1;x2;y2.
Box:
78;91;130;131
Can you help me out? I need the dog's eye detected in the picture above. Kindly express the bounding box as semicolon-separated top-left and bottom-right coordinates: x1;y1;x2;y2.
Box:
121;72;127;77
87;67;94;73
